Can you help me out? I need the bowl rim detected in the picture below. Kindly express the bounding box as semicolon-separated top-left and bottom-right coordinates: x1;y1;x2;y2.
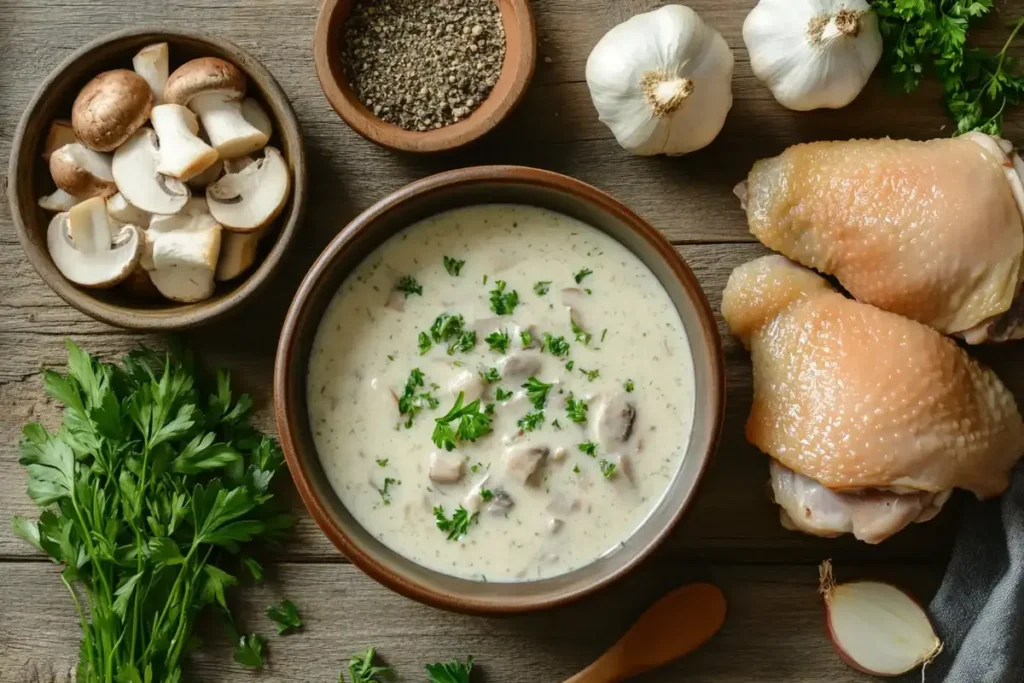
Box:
274;165;726;614
6;25;308;330
313;0;537;153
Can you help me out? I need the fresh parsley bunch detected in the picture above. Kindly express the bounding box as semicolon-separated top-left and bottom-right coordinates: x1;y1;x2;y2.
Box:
874;0;1024;134
12;341;292;683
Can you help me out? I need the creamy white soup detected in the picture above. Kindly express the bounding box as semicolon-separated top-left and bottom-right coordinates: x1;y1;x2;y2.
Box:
307;204;695;581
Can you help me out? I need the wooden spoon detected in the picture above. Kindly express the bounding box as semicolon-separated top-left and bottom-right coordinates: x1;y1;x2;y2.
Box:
564;583;727;683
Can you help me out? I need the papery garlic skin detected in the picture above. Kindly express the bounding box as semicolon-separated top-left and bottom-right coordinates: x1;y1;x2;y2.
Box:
586;5;734;156
744;0;882;111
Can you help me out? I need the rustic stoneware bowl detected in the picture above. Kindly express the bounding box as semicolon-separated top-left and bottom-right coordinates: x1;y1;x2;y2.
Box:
8;27;307;330
275;166;725;614
313;0;536;153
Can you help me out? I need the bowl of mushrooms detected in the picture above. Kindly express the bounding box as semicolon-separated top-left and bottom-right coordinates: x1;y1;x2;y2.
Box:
7;27;306;329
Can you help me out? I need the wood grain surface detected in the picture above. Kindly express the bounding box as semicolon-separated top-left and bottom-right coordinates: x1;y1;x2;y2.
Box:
1;0;1022;681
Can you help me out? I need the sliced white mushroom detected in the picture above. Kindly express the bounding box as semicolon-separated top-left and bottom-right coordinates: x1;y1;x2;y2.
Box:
150;104;219;180
42;120;77;160
67;197;113;253
144;198;221;303
187;159;223;188
216;228;262;281
49;143;116;199
428;451;465;484
206;146;290;232
132;42;169;105
448;368;484;402
106;192;151;228
38;188;82;213
112;128;190;215
241;97;273;140
47;212;141;288
164;57;268;158
502;445;549;485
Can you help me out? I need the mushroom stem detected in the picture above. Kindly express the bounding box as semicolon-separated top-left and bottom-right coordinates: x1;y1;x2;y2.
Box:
641;70;694;117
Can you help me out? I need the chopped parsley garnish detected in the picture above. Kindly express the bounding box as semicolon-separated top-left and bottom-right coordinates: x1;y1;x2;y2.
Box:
520;330;533;348
566;393;588;424
495;387;513;401
517;410;545;432
434;505;477;541
481;367;501;383
534;280;552;296
347;647;393;683
398;368;439;427
552;419;562;430
376;458;389;467
601;328;608;342
396;275;422;297
266;599;302;635
482;274;488;284
448;330;477;355
489;280;519;315
565;360;575;371
426;656;474;683
432;392;493;451
571;319;592;346
485;329;511;354
522;376;554;409
378;477;399;505
625;379;635;393
574;268;593;284
443;255;465;276
573;464;581;474
480;489;494;502
418;331;433;355
599;459;617;479
484;403;496;416
578;441;597;457
580;367;600;382
541;333;570;358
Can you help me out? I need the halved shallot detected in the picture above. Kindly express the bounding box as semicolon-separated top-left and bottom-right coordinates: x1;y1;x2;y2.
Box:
819;560;942;677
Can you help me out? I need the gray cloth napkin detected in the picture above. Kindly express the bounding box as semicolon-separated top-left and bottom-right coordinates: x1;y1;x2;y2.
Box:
923;463;1024;682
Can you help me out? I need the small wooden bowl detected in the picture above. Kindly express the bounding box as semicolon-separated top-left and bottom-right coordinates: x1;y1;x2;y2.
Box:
275;166;726;614
7;27;307;330
314;0;536;153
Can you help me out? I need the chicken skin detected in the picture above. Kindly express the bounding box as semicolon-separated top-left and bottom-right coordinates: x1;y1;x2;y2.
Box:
738;134;1024;342
722;256;1024;541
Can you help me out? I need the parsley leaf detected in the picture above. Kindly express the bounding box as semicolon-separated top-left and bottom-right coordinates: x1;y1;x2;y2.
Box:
565;360;575;371
578;441;597;457
571;319;592;345
580;367;600;382
266;599;302;635
495;387;513;401
480;489;494;501
534;280;552;296
522;376;554;409
418;331;433;355
566;393;588;424
485;329;511;353
444;256;465;276
432;393;493;451
347;647;394;682
395;275;422;297
541;333;570;358
376;458;389;467
235;633;266;669
574;268;593;284
433;505;477;541
625;379;635;392
489;280;520;315
520;330;533;348
378;477;399;505
448;330;477;355
518;410;545;432
481;367;501;384
426;655;474;683
398;368;439;427
426;314;475;355
599;459;617;479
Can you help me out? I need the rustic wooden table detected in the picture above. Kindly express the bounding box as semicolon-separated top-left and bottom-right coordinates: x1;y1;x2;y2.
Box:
2;1;1023;681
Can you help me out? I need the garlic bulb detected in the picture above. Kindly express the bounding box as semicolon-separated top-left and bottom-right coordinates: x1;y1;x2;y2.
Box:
585;5;734;156
744;0;882;111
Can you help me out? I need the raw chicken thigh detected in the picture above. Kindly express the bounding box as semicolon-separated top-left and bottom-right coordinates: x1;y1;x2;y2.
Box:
722;256;1024;542
737;134;1024;342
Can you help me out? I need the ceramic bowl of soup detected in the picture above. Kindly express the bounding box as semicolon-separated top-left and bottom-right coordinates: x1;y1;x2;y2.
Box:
275;166;724;613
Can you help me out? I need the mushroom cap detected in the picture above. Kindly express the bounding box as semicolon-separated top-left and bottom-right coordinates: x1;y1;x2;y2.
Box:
49;142;116;199
164;57;247;106
47;212;142;289
72;70;153;152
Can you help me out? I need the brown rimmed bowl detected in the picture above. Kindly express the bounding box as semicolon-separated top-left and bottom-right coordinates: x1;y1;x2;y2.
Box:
7;27;307;330
314;0;536;153
274;166;726;614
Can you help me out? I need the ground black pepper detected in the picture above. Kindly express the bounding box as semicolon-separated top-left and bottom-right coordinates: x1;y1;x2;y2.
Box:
341;0;506;132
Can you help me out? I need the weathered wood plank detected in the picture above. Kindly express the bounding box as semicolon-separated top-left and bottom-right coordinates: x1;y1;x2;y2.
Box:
6;242;1010;565
0;561;943;683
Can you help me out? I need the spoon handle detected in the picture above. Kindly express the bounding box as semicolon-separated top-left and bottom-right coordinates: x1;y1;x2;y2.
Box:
564;583;727;683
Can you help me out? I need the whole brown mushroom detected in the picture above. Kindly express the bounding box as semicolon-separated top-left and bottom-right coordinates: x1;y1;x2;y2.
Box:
72;70;153;152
